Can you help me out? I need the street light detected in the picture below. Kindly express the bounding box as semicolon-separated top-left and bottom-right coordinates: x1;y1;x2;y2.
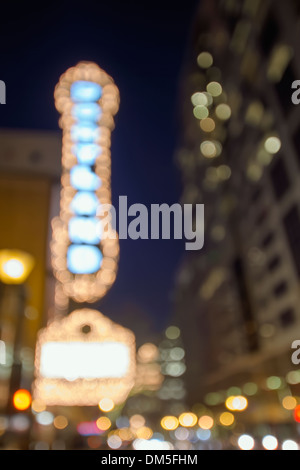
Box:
0;249;34;414
0;250;34;285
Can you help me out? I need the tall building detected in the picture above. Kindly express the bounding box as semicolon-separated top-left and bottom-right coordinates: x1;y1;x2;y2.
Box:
174;0;300;413
0;128;61;412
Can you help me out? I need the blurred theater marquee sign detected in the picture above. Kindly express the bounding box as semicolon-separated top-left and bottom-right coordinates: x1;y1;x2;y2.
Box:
33;62;137;406
33;309;136;406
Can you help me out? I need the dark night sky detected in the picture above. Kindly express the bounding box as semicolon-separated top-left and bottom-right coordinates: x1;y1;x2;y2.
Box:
0;0;199;338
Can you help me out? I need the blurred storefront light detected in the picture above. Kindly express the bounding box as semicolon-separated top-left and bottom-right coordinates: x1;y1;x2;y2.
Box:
33;309;136;406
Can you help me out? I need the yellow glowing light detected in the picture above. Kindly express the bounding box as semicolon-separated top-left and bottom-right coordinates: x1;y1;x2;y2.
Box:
0;250;34;285
206;81;222;97
33;309;136;406
178;412;198;428
54;415;68;430
197;52;213;69
215;103;231;120
225;395;248;411
13;389;32;411
135;426;153;440
200;117;215;132
99;397;114;412
198;415;214;430
264;136;281;154
52;62;120;303
219;412;235;426
161;416;179;431
96;416;111;431
282;396;297;410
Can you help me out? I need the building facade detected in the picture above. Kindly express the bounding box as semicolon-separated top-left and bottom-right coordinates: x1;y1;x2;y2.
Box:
174;0;300;411
0;128;61;412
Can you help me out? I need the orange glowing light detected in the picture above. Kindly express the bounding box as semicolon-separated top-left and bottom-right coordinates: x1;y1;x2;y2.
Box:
53;415;68;430
96;416;111;431
294;405;300;423
13;389;32;411
198;415;214;430
282;396;297;410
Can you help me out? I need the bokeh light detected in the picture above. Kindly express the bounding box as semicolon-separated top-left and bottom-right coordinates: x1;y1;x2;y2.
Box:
238;434;255;450
13;389;32;411
225;395;248;411
161;416;179;431
178;412;198;427
96;417;111;431
282;439;299;450
282;396;297;410
98;398;115;412
262;435;278;450
198;415;214;430
197;52;213;69
219;412;234;427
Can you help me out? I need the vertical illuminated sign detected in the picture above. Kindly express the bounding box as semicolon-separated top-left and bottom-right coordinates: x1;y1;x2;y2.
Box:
51;62;120;303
